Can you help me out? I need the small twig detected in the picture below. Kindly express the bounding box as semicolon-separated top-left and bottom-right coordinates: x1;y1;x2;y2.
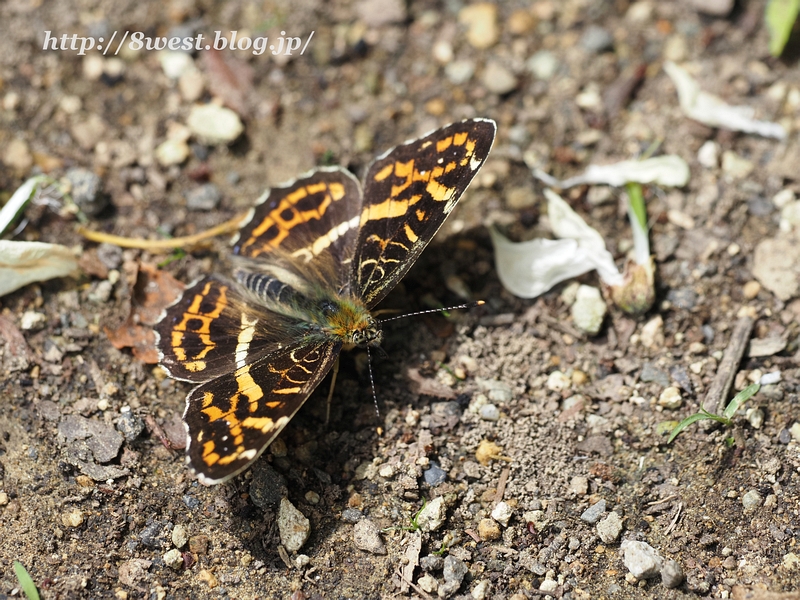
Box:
76;212;248;250
144;414;174;451
494;466;511;505
664;502;683;535
703;316;754;415
464;529;481;543
647;494;678;506
395;567;433;600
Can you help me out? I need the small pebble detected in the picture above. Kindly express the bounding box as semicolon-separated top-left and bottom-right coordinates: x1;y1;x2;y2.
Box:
432;40;453;64
163;549;183;570
423;462;447;486
539;579;558;592
62;509;84;528
742;489;762;511
580;499;606;524
482;61;517;95
580;25;614;52
65;168;105;216
689;0;734;16
278;498;310;553
353;518;386;555
661;559;684;588
471;579;491;600
658;387;683;409
172;524;189;549
158;50;195;79
546;371;570;392
420;554;444;571
20;311;46;331
418;573;438;593
527;50;558;80
479;404;500;421
185;184;221;211
342;508;363;523
571;285;607;335
746;407;764;429
3;138;33;172
187;104;244;145
445;60;475;85
568;476;589;496
459;3;498;49
621;540;663;579
721;151;754;180
295;554;311;568
441;556;468;596
491;501;513;527
155;139;190;166
478;517;501;540
697;140;720;168
596;511;624;543
117;407;145;442
416;496;447;532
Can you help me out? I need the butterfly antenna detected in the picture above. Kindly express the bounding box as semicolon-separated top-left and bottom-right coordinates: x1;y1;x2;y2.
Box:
366;346;380;419
377;300;485;324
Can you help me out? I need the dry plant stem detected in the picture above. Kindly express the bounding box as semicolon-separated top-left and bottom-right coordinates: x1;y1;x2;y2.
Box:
76;212;248;250
702;315;754;415
494;466;511;505
395;567;433;600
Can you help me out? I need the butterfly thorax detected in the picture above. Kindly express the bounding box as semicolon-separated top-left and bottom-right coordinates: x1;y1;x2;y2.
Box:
236;268;382;349
315;296;382;350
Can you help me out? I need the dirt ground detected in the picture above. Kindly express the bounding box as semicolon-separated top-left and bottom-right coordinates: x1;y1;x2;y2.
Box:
1;0;800;598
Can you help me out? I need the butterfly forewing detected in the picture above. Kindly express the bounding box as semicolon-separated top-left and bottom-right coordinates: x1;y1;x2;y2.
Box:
233;167;363;293
354;118;496;307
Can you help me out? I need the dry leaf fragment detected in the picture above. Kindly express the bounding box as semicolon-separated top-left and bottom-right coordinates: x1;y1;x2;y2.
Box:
0;240;80;298
475;439;511;466
104;263;184;363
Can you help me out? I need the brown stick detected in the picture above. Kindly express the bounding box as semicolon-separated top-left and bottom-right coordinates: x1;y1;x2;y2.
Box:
76;212;248;250
702;315;754;414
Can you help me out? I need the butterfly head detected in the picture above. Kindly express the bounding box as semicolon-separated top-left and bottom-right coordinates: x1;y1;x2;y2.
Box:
319;297;383;350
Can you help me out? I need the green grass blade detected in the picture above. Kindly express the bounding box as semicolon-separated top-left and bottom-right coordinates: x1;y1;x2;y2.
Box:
766;0;800;56
13;561;40;600
722;383;761;420
667;412;713;443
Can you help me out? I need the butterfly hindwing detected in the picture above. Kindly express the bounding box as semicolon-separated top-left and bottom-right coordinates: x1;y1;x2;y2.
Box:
155;277;257;383
184;339;340;484
354;118;497;307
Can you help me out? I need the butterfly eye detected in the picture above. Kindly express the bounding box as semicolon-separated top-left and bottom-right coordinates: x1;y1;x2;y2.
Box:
320;301;336;316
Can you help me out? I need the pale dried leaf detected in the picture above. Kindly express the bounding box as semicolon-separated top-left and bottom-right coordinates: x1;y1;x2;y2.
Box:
0;240;80;297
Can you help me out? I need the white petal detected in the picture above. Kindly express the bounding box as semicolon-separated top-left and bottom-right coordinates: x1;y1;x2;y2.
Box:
664;61;786;140
532;156;690;188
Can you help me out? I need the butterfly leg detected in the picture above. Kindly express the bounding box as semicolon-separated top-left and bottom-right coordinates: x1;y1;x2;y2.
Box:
325;356;340;426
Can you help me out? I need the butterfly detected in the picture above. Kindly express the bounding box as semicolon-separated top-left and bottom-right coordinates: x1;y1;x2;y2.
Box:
155;118;497;484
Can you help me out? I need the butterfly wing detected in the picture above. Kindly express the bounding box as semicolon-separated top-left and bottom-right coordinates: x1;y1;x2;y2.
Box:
353;118;496;308
183;339;340;484
155;276;292;383
232;167;363;295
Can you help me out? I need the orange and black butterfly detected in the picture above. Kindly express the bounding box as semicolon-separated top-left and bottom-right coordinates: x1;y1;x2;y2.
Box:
155;118;496;484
